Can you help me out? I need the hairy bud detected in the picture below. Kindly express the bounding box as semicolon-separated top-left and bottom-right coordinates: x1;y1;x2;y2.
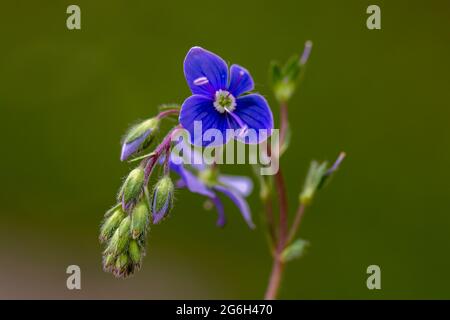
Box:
128;240;142;265
121;118;160;161
152;176;174;224
99;207;126;243
119;167;145;211
131;201;149;239
105;216;131;256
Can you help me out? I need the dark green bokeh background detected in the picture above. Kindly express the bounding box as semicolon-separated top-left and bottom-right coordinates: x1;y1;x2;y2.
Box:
1;0;449;299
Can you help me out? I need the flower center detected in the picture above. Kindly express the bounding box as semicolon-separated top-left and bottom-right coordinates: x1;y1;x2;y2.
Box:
198;168;218;187
213;90;236;113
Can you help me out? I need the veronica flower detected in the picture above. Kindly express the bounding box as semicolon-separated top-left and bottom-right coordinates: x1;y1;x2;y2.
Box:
169;151;254;228
180;47;274;147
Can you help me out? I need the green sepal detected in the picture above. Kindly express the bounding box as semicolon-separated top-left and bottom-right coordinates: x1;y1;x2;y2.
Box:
99;207;126;243
152;176;174;223
269;61;282;86
124;118;160;145
105;216;131;256
118;167;145;206
299;161;328;205
281;239;309;263
115;253;129;272
131;200;149;239
128;240;141;264
282;54;301;83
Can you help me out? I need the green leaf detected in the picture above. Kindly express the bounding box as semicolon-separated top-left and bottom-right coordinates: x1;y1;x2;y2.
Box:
281;239;309;263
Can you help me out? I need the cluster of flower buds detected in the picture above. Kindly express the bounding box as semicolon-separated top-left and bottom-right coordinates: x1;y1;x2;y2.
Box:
100;107;180;278
100;195;150;277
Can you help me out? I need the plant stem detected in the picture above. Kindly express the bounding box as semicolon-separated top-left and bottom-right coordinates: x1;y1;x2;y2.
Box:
265;169;289;300
275;170;289;248
264;255;285;300
279;102;288;147
287;203;306;245
263;195;276;248
143;125;181;184
264;102;290;300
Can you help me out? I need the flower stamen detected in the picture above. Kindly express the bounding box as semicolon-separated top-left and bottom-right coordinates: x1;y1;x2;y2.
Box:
224;107;248;137
193;76;209;86
213;90;236;113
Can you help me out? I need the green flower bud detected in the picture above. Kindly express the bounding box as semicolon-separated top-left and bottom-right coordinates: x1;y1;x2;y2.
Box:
131;201;149;239
299;152;345;205
274;81;296;104
128;240;141;264
103;253;115;271
114;253;129;274
121;118;160;161
119;167;145;211
99;207;126;243
105;216;131;256
299;161;328;205
152;176;174;224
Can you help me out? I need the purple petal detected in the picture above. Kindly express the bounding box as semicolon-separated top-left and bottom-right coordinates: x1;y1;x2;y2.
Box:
170;161;215;198
213;185;255;229
218;175;253;197
230;94;274;144
179;94;231;147
210;195;226;227
120;129;151;161
228;64;254;97
184;47;229;96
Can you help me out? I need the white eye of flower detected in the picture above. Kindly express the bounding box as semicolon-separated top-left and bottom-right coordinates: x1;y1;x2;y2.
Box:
213;90;236;113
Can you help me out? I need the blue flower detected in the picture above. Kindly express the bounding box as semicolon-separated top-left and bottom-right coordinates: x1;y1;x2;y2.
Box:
179;47;274;147
169;151;255;228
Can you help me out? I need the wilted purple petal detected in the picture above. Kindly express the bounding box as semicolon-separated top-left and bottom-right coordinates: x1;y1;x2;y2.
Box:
210;195;226;227
120;129;151;161
184;47;228;96
170;161;215;198
228;64;254;97
214;185;255;229
218;175;253;197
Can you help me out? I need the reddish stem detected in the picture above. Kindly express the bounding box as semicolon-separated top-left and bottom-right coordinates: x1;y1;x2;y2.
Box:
275;170;289;249
264;256;284;300
264;101;290;300
287;203;306;245
142;125;181;184
279;102;288;147
263;196;276;246
265;168;289;300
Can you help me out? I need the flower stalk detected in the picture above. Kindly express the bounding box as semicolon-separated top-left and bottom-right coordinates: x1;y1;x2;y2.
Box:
263;41;345;299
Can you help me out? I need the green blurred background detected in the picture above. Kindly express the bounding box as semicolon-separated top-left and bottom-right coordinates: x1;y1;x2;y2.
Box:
1;0;449;299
